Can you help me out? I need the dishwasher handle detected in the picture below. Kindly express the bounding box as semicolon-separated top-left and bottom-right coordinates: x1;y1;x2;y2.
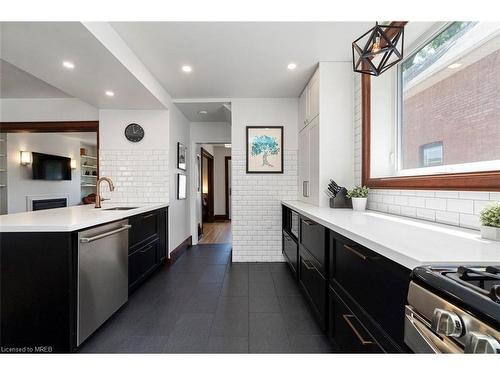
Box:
80;224;131;243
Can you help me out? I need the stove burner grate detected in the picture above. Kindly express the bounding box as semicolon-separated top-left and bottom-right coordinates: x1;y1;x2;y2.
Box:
446;266;500;304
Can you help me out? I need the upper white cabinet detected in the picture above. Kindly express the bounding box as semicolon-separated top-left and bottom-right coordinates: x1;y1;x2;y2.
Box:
299;69;320;131
297;62;354;207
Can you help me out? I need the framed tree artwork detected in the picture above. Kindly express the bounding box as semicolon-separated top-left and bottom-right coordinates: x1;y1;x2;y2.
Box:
177;142;187;171
246;126;283;173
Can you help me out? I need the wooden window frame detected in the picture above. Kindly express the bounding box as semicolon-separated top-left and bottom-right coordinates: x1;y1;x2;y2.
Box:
361;26;500;191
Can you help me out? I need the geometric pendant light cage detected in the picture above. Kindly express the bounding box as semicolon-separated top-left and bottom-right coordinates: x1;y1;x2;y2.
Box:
352;22;405;76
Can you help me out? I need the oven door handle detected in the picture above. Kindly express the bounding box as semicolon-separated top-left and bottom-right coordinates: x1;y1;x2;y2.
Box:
404;306;461;354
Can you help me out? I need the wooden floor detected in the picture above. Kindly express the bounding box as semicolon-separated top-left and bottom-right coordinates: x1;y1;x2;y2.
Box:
199;220;232;244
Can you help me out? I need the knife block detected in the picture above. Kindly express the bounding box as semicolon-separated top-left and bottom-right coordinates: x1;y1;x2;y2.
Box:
329;187;352;208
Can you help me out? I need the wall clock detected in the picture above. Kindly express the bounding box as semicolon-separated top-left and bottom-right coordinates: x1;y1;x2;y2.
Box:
124;123;145;142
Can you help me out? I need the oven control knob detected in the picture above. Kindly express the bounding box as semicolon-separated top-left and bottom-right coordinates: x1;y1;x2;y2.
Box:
431;308;464;338
465;332;500;354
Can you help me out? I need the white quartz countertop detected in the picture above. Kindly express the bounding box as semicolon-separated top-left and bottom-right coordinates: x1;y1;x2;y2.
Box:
282;200;500;270
0;202;169;232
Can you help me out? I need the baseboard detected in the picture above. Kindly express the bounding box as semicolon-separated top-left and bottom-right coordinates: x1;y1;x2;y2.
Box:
214;214;228;221
167;235;192;266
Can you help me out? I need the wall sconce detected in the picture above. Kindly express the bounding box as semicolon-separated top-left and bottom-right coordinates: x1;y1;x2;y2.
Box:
70;159;77;169
20;151;32;165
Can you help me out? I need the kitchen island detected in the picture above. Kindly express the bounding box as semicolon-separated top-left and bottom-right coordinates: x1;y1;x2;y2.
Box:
0;203;168;353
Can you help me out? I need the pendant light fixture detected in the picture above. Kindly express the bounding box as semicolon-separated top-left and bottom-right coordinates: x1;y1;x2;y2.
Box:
352;22;405;76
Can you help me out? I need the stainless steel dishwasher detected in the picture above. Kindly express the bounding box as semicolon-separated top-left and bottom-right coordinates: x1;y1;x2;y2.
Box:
77;219;131;346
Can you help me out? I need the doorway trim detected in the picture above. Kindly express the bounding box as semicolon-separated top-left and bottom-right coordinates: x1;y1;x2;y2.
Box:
200;147;215;233
225;156;231;220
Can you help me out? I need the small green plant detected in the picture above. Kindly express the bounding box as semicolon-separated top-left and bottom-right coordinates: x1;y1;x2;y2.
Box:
346;185;369;199
480;203;500;228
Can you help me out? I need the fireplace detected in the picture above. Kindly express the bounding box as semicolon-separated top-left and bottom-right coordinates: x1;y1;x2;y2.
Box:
32;198;68;211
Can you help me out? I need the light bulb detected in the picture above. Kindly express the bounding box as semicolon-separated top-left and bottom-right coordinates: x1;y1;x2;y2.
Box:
371;36;381;54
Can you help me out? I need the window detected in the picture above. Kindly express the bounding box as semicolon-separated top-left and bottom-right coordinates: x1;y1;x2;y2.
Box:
363;21;500;190
420;142;443;167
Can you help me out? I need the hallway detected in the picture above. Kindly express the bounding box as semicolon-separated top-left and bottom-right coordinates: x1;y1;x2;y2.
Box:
79;244;334;353
199;221;232;244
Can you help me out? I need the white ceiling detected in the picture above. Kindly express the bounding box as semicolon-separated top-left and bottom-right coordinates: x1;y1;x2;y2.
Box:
0;59;71;98
174;101;231;122
59;132;98;145
110;22;375;98
0;22;164;109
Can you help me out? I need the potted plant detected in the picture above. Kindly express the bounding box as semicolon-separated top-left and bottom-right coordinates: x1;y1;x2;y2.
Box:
346;185;369;211
480;203;500;241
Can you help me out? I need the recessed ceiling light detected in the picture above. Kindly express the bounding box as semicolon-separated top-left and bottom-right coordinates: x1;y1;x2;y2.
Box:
198;110;208;115
182;65;192;73
105;90;115;97
448;63;462;69
62;61;75;69
287;63;297;70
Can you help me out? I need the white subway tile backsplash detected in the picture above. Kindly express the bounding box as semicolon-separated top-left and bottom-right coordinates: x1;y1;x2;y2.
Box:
459;213;480;230
400;206;417;218
408;196;426;208
447;199;474;214
489;192;500;201
459;191;490;200
425;197;447;211
416;208;436;221
435;191;460;199
474;200;494;215
232;149;297;262
415;191;435;197
435;211;459;226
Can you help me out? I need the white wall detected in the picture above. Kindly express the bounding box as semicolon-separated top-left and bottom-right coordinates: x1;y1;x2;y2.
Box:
168;107;191;253
0;98;98;122
6;133;82;213
189;122;231;244
231;98;298;262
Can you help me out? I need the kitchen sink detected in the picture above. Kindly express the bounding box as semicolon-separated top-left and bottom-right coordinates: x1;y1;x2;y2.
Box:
102;207;138;211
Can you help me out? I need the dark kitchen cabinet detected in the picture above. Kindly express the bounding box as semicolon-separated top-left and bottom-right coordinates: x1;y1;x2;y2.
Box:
298;248;327;329
300;216;326;266
129;210;160;254
329;287;382;353
283;230;298;277
330;230;411;350
128;207;168;293
129;239;159;290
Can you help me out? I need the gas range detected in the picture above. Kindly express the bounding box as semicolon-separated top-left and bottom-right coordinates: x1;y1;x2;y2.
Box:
404;265;500;354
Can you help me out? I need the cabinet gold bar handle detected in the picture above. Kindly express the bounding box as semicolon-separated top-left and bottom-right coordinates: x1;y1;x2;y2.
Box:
343;244;367;260
342;314;373;346
142;213;155;219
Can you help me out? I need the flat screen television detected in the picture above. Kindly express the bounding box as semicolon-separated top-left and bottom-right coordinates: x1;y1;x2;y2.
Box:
32;152;72;180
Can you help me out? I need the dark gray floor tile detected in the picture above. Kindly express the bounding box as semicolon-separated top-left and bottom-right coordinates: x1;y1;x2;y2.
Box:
210;297;249;337
225;262;249;274
164;335;209;353
249;292;281;313
289;334;336;353
169;312;214;338
115;335;170;353
199;265;227;283
183;291;220;313
206;336;249;353
221;272;248;296
249;280;276;296
272;272;302;296
269;262;290;274
249;313;291;353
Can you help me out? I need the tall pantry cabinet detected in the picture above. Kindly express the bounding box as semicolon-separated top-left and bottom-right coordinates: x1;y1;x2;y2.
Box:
298;62;354;207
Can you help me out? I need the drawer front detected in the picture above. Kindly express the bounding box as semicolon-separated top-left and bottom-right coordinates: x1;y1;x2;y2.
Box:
129;210;159;252
332;234;410;347
299;250;326;328
283;230;298;276
129;240;158;289
329;288;382;353
300;217;325;267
